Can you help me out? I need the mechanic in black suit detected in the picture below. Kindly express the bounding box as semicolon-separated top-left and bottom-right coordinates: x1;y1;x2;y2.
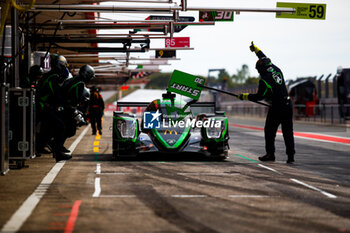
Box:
238;42;295;164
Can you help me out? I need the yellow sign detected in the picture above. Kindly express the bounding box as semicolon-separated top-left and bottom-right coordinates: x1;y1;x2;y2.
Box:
276;2;326;20
164;130;177;135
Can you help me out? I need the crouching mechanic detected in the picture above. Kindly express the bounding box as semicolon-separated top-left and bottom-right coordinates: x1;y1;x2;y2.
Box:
237;42;295;164
62;65;95;142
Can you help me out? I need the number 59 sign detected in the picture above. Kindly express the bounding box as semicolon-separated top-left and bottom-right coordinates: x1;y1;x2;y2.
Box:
276;2;326;20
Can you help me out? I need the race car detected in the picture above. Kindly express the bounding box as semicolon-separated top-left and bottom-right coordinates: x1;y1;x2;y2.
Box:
112;92;229;160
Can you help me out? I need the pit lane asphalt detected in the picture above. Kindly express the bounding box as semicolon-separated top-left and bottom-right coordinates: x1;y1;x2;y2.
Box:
1;113;350;233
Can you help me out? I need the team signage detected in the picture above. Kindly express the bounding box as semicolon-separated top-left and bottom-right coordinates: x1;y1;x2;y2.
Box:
165;37;190;48
164;130;177;135
199;11;234;22
143;110;222;129
143;110;161;129
276;2;326;20
168;70;205;101
155;50;176;58
146;15;195;32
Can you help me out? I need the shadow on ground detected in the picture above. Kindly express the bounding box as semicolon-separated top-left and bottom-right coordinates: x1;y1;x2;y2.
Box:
71;152;228;162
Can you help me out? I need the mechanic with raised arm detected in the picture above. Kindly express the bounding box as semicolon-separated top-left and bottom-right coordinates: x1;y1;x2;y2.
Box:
237;42;295;164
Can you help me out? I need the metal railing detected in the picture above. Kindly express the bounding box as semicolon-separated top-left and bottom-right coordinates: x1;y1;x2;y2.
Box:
293;104;350;124
222;103;350;124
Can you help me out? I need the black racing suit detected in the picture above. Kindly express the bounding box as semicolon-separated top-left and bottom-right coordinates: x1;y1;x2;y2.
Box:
36;71;66;154
63;76;86;108
62;76;87;138
248;50;295;157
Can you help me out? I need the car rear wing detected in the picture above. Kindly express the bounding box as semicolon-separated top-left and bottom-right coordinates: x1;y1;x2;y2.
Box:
116;101;216;108
116;102;218;115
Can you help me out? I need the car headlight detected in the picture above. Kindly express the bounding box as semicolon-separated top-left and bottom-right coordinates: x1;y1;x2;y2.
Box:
206;120;224;139
116;119;136;139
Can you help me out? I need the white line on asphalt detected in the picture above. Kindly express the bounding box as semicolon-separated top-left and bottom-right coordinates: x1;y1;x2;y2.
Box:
177;173;239;176
0;126;89;233
228;195;271;198
92;178;101;197
258;164;282;174
290;178;337;199
0;163;65;233
96;164;101;175
99;195;136;198
171;195;207;198
94;194;274;198
99;172;131;175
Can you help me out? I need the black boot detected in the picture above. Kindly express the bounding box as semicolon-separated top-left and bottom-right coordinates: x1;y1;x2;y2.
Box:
55;151;72;162
61;146;71;153
287;155;295;164
258;154;275;162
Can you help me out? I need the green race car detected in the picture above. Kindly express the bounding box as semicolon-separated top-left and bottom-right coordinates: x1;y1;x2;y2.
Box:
112;92;229;160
